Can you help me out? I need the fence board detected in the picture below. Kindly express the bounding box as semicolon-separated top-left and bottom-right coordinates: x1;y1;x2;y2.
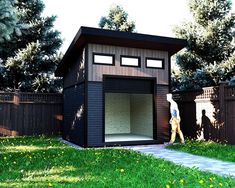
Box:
226;98;235;144
174;83;235;144
0;92;63;136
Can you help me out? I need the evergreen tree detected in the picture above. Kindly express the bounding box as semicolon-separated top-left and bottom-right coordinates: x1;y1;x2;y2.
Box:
173;0;235;91
0;0;62;92
0;0;19;42
99;4;135;32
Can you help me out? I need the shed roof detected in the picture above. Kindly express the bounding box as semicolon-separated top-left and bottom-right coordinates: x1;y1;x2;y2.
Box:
55;26;187;76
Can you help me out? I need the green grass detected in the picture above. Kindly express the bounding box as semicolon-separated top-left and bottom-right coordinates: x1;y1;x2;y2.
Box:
0;136;234;188
166;139;235;163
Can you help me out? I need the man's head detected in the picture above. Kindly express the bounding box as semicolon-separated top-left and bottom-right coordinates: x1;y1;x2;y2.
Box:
202;109;206;116
166;93;173;102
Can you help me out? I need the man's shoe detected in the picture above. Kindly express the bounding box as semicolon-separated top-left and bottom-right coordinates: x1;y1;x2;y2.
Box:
164;142;173;146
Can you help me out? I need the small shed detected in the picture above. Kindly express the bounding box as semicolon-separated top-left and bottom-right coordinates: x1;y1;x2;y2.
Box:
55;26;187;147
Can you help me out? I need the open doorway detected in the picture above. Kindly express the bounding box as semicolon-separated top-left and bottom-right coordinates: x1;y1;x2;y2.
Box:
105;93;153;142
104;76;156;143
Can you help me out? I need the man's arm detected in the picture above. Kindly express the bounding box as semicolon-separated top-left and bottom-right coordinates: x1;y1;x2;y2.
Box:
175;102;181;122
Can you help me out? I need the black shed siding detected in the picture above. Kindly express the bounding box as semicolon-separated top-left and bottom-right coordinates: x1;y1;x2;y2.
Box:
87;82;103;146
63;83;85;146
63;49;85;88
155;85;169;143
56;26;187;147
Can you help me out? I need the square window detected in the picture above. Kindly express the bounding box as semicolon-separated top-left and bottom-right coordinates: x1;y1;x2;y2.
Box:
93;53;115;65
121;56;140;67
146;58;164;69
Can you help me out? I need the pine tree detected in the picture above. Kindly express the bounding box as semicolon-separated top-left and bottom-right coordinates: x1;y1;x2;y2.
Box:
0;0;62;92
173;0;235;91
0;0;19;42
99;4;135;32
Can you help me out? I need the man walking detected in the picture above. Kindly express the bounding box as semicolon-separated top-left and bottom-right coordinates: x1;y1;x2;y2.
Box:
166;93;185;144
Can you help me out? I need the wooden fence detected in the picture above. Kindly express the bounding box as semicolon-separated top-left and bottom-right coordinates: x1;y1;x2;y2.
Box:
0;92;63;136
174;83;235;144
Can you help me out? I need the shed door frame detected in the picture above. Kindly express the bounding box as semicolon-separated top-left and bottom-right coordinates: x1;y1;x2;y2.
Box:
102;75;157;143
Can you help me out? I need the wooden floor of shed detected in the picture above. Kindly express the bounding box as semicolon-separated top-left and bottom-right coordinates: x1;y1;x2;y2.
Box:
105;134;153;142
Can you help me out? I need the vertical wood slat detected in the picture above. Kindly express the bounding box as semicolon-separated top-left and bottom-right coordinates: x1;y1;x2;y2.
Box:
88;44;169;85
156;85;169;142
0;92;63;136
225;85;235;144
63;48;86;88
174;84;235;144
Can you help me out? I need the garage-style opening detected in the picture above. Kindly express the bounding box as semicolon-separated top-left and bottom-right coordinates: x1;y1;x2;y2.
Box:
104;76;155;142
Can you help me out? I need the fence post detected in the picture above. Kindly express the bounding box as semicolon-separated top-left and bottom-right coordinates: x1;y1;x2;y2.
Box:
13;90;20;106
219;82;226;142
12;90;20;136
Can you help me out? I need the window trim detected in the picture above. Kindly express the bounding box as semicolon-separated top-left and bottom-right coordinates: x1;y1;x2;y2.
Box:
93;53;115;66
145;58;164;69
120;55;141;67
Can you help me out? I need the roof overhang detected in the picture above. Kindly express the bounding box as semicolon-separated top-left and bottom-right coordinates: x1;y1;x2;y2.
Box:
55;26;187;76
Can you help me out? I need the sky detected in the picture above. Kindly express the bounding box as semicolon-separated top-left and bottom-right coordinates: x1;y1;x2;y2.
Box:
42;0;235;53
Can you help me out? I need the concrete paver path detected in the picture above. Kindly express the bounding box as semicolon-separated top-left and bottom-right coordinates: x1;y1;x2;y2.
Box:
124;144;235;178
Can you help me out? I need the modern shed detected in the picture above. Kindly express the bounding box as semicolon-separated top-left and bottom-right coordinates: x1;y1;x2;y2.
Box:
55;26;187;147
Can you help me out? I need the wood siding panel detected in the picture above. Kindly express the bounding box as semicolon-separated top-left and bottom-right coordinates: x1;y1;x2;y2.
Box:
64;49;85;88
155;85;170;142
88;44;169;84
87;82;103;147
63;84;85;146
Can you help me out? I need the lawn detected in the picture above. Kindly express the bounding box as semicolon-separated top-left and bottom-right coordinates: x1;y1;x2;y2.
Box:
166;139;235;162
0;136;234;188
